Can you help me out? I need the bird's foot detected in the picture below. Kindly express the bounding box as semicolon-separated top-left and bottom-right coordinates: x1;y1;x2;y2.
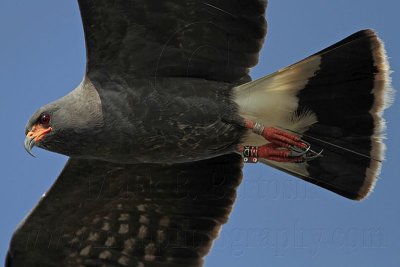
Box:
242;119;323;163
239;144;323;163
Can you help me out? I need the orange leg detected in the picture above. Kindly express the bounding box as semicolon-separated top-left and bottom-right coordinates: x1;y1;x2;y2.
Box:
244;119;307;149
241;119;323;163
239;144;304;163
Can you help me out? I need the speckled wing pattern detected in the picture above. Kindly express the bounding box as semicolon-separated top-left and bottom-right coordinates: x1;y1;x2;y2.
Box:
7;155;243;266
78;0;267;84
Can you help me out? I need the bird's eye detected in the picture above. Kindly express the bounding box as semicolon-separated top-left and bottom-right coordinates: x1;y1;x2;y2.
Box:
39;113;51;125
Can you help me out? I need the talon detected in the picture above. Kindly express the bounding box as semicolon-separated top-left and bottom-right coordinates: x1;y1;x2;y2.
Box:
302;149;324;161
289;141;311;157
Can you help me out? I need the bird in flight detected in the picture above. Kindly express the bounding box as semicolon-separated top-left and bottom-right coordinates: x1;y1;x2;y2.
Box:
7;0;392;266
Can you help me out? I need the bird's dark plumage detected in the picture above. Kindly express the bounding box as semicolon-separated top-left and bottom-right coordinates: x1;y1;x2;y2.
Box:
9;0;267;266
22;0;269;164
7;155;243;266
78;0;267;83
8;0;393;266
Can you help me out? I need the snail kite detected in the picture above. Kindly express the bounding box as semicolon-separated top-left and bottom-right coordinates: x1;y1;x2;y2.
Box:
6;0;392;266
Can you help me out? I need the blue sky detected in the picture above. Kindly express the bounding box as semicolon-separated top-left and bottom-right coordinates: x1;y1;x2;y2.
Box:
0;1;399;266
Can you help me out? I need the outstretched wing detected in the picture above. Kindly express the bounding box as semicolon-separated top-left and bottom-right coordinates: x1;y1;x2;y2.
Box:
6;155;243;267
78;0;267;84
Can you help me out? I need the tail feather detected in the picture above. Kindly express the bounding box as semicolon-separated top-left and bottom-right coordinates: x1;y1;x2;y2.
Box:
234;29;394;200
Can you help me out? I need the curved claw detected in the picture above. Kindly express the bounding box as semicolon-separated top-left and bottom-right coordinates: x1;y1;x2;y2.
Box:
302;149;324;162
289;141;311;157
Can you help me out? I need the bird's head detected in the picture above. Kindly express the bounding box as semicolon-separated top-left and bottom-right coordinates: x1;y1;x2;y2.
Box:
24;81;105;157
24;104;62;156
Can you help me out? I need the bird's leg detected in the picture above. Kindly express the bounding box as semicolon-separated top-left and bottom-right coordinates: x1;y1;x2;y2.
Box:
244;119;308;151
241;119;323;163
239;144;324;163
239;144;304;163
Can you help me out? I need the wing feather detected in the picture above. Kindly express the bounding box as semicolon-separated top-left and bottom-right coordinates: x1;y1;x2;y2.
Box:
78;0;267;83
7;154;243;267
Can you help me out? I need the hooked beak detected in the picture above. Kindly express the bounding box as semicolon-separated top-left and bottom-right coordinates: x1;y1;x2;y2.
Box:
24;136;36;157
24;124;52;157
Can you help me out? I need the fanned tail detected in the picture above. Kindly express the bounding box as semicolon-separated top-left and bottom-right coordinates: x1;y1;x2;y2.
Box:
234;29;394;200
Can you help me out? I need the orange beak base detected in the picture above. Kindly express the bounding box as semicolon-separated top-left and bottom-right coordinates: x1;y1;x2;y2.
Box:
26;124;52;143
24;124;53;156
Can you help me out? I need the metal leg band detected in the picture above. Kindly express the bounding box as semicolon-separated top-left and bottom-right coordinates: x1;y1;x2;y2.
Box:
252;122;265;136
